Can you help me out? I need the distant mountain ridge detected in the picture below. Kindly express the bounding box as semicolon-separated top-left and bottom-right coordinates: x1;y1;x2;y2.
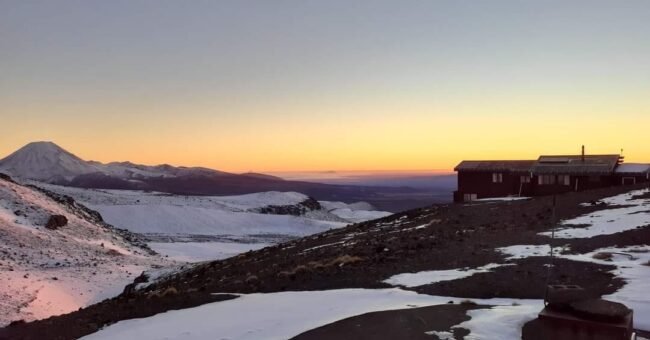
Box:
0;142;434;211
0;141;230;183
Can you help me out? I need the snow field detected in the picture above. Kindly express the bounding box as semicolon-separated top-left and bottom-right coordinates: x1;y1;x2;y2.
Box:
147;242;272;262
36;184;392;262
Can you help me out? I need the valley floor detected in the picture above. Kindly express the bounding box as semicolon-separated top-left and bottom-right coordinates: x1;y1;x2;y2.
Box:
34;184;392;263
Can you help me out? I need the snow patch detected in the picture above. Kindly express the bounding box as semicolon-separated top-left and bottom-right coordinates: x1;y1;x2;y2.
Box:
451;303;541;340
383;263;505;288
541;189;650;239
496;244;566;260
425;330;455;339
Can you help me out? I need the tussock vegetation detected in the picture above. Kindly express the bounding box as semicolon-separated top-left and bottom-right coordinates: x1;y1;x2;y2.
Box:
277;255;364;278
146;287;178;299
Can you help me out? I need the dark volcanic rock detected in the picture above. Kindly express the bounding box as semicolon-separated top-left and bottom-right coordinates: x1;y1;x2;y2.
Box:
257;197;322;216
0;173;15;183
45;215;68;230
291;304;478;340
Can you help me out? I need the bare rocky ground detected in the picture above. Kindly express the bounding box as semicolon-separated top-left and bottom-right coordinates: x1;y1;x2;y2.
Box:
1;184;649;339
291;303;480;340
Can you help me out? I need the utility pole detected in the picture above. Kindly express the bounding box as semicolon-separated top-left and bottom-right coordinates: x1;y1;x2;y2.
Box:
544;194;557;306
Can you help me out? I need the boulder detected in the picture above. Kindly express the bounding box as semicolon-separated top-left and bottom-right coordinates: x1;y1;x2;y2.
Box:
0;173;15;182
45;215;68;230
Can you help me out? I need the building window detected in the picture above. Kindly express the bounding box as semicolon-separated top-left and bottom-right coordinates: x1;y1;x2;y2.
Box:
558;175;570;186
538;175;556;185
492;173;503;183
622;177;636;185
464;193;478;202
520;175;531;183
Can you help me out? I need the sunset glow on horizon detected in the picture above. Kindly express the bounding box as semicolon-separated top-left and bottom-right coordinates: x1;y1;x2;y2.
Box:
2;1;649;172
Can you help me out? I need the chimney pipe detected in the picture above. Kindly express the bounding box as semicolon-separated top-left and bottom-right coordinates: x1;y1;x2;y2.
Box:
581;145;585;162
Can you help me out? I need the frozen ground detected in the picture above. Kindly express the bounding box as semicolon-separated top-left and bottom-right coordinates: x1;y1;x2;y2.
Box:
36;184;391;262
496;243;650;331
81;288;542;340
478;189;650;331
22;186;650;338
563;246;650;331
383;188;650;332
0;178;166;326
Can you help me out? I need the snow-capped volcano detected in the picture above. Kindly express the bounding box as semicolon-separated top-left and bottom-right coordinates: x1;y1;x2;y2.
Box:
0;141;102;182
0;141;429;211
0;141;228;184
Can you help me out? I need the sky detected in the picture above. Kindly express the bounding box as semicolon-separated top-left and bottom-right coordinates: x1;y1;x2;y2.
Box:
1;0;649;172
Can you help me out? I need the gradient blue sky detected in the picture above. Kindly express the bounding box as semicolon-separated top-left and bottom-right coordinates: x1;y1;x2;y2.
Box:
2;1;649;171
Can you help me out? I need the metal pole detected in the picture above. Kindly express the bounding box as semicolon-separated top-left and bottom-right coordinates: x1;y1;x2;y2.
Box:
544;194;557;306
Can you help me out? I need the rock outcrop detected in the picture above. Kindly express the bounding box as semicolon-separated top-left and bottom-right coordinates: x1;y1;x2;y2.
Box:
257;197;322;216
45;215;68;230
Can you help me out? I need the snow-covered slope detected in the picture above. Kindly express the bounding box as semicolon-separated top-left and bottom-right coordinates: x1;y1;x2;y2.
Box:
36;185;391;236
90;204;343;236
35;184;392;262
81;289;540;340
0;176;167;326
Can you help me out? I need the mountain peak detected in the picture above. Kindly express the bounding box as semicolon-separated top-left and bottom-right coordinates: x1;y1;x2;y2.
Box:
0;141;269;188
0;141;98;182
25;140;58;146
20;141;67;153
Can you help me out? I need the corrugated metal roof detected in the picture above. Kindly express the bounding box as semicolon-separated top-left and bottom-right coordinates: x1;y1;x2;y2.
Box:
454;160;535;172
455;155;624;175
615;163;650;174
532;154;620;175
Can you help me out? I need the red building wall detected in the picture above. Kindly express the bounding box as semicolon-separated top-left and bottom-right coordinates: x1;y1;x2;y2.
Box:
455;172;627;202
456;171;530;201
